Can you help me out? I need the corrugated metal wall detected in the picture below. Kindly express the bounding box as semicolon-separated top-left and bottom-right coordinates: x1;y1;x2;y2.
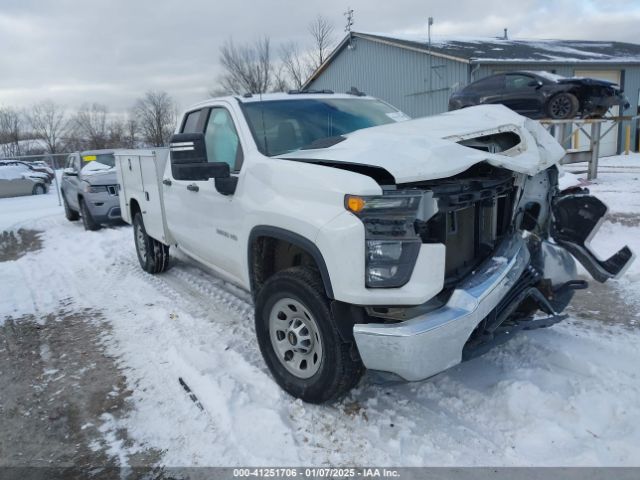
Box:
308;37;640;152
307;37;469;118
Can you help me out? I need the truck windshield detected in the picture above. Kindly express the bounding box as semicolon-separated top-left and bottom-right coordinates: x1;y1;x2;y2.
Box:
242;98;407;156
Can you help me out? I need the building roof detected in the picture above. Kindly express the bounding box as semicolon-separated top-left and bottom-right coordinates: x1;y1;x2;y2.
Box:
304;31;640;89
356;32;640;64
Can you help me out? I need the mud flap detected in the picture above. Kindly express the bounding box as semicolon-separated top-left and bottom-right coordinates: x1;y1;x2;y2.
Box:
552;194;634;283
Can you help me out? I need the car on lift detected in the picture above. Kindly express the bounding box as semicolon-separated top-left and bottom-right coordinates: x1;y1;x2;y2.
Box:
448;71;630;119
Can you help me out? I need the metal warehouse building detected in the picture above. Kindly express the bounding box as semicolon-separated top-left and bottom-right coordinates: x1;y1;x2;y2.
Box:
305;32;640;156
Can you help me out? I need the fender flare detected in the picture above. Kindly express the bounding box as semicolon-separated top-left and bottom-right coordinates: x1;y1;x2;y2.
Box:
248;226;334;299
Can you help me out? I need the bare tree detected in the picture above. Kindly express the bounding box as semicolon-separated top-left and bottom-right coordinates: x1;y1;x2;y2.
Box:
218;37;273;94
308;15;335;70
107;118;126;148
0;107;25;157
280;42;311;90
124;117;138;149
74;103;109;150
134;91;177;147
28;100;68;154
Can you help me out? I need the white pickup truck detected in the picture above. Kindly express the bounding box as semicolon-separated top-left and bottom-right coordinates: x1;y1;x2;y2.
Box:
116;92;633;403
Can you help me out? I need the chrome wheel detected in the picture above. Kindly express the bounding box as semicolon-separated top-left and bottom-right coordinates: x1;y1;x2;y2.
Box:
135;221;147;262
269;297;323;379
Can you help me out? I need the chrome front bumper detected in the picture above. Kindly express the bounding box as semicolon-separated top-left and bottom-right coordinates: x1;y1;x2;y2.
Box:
353;234;530;381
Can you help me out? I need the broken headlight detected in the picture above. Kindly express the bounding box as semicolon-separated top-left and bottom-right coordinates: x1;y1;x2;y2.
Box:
345;192;422;288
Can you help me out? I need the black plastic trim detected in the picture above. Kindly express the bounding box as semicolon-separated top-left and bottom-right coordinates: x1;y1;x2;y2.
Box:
248;226;334;299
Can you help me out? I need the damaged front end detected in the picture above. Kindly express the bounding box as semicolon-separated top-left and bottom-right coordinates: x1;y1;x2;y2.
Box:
352;163;634;381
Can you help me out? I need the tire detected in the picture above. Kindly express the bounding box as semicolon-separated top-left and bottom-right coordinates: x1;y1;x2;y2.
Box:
79;198;101;231
32;184;46;195
255;266;364;403
62;192;80;221
546;92;579;119
133;212;170;274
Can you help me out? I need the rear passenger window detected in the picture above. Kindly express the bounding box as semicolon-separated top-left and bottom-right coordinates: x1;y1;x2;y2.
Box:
182;110;201;133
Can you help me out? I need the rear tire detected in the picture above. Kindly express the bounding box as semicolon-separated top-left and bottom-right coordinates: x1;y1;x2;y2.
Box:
63;193;79;221
80;198;101;231
546;92;579;119
255;266;364;403
133;212;169;274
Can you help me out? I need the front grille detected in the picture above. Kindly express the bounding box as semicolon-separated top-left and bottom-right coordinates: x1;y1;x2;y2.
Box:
107;185;118;196
413;165;516;286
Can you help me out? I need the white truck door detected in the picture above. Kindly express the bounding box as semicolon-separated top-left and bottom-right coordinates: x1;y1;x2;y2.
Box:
162;106;244;282
163;108;207;256
197;106;245;280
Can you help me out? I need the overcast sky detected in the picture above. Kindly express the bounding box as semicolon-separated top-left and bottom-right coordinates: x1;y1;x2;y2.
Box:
1;0;639;113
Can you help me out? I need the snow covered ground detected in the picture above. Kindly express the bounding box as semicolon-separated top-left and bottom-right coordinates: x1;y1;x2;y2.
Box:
1;156;640;468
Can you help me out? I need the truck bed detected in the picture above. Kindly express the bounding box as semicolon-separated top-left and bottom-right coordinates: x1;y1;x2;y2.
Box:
115;148;173;245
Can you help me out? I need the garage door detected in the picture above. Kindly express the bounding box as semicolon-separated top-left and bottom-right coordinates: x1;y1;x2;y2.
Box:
574;69;621;157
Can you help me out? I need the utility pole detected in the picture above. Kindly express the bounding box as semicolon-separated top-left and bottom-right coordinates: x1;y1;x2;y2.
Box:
428;17;434;92
345;7;355;49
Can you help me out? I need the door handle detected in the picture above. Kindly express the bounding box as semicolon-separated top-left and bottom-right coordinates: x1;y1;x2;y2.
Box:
186;184;199;192
162;179;172;186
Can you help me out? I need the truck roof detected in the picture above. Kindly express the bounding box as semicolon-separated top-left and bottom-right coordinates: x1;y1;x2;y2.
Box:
184;91;376;110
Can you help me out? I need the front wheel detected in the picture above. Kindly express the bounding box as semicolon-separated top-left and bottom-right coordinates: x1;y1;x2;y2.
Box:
255;267;364;403
80;198;100;231
32;184;46;195
133;212;169;274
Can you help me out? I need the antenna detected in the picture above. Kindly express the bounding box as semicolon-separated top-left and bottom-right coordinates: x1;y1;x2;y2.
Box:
428;16;434;45
344;7;355;49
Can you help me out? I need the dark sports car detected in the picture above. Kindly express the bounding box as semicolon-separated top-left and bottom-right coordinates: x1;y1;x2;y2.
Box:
448;71;630;119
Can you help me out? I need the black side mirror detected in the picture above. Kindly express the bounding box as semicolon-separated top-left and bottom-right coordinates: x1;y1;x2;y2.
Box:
170;133;208;165
170;133;230;181
528;80;543;88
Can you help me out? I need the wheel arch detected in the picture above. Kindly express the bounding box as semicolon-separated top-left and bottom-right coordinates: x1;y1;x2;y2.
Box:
129;197;141;218
248;226;334;300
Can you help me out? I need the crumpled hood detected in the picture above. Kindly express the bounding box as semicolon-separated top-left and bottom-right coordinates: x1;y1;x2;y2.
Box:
81;169;117;186
279;105;566;184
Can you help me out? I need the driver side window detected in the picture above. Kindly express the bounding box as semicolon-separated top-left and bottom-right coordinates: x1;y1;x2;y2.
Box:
204;108;243;172
506;75;534;89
